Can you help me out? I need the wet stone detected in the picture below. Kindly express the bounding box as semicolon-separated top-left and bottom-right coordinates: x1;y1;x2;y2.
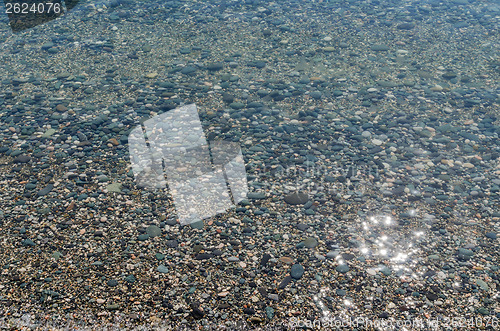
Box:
284;192;309;205
157;265;169;273
22;239;35;247
107;279;118;287
146;225;161;237
397;22;415;30
290;264;304;279
304;237;318;248
485;232;497;239
475;279;489;291
207;62;224;71
260;253;271;266
265;306;274;319
13;155;31;163
457;248;474;260
248;192;266;199
278;276;292;289
138;234;149;241
371;44;389;51
336;264;349;273
36;184;53;196
166;240;178;248
195;253;214;260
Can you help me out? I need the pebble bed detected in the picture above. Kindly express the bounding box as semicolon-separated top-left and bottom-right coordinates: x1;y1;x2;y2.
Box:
0;0;498;329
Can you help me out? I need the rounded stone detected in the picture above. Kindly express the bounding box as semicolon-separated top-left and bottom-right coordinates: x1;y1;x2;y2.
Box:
290;264;304;279
146;225;161;237
304;237;318;248
336;264;350;273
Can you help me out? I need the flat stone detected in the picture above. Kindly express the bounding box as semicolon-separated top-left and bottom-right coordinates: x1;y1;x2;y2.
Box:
55;104;67;112
144;72;158;79
397;22;415;30
248;192;266;199
137;234;149;241
265;306;274;319
371;44;389;51
166;240;178;248
195;253;214;260
457;248;474;259
106;183;122;193
477;307;489;315
42;129;57;138
485;232;497;239
380;267;392;276
336;264;349;273
207;62;224;71
260;253;271;266
475;279;489;291
106;304;120;310
13;155;31;163
157;265;169;273
284;192;309;205
146;225;161;237
37;184;53;196
190;220;204;229
304;237;318;248
278;275;292;289
22;239;35;246
125;275;136;283
107;279;118;287
278;257;294;264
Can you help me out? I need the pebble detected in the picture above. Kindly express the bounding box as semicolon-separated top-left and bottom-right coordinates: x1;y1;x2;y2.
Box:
278;276;292;289
157;265;169;274
265;306;274;319
0;1;498;328
146;225;161;237
247;192;266;199
284;192;309;205
13;155;31;163
485;232;497;239
336;264;349;273
475;279;489;291
290;264;304;280
303;237;318;248
36;184;53;196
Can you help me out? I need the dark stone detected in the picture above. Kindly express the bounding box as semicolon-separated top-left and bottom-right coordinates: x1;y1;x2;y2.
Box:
191;307;205;319
13;155;31;163
284;192;309;205
290;264;304;279
243;307;255;315
278;276;292;289
260;253;271;266
22;239;35;246
166;239;178;248
107;279;118;287
426;292;438;301
195;253;214;260
207;62;224;71
397;22;415;30
37;184;53;196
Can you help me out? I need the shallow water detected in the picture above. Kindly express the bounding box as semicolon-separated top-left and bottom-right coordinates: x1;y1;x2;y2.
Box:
0;0;498;329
